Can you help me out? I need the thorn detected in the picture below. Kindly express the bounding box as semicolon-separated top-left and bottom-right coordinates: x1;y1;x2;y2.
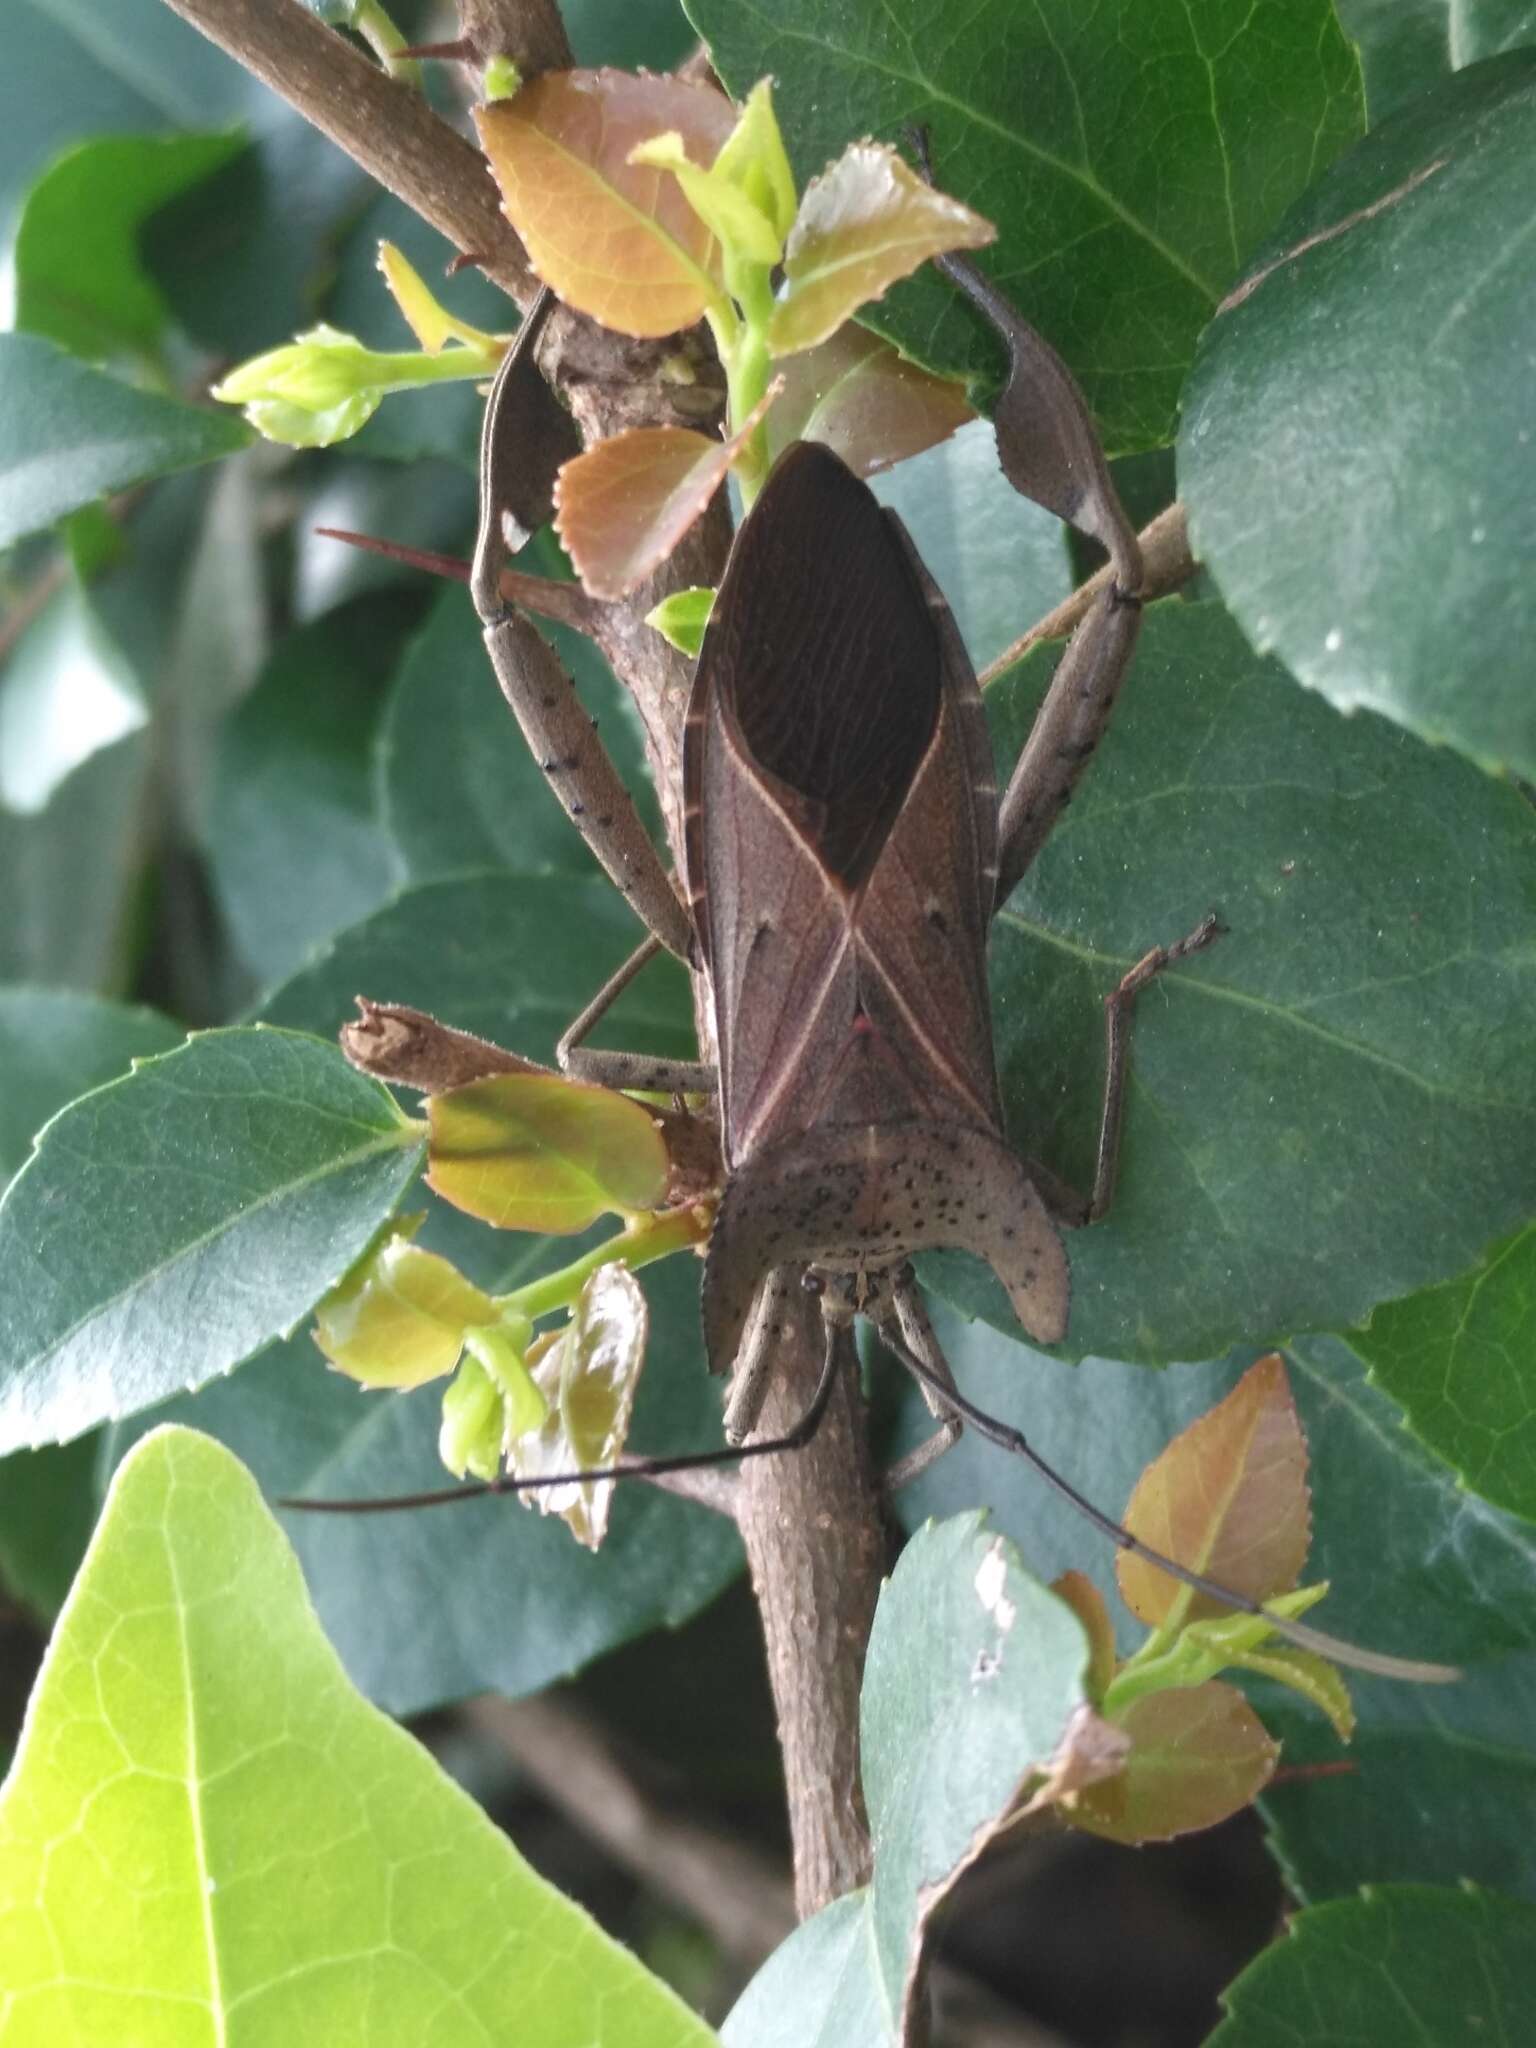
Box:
395;37;477;62
315;528;468;583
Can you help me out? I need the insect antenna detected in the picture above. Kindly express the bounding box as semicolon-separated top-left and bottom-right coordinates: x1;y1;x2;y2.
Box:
279;1317;847;1515
880;1328;1460;1686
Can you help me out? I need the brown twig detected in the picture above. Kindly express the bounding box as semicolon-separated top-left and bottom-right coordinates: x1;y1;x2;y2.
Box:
456;0;572;74
158;0;880;1921
978;501;1195;689
156;0;535;303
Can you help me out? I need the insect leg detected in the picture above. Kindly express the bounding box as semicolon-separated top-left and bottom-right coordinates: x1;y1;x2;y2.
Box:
993;584;1141;906
876;1277;963;1491
558;933;715;1094
472;291;694;960
1084;912;1225;1223
722;1267;801;1445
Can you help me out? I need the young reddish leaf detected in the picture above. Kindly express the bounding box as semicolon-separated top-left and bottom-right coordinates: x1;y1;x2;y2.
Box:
766;321;974;477
554;381;778;599
1118;1354;1311;1628
510;1262;648;1549
768;143;995;357
475;71;735;336
1052;1568;1120;1701
1069;1683;1279;1846
427;1072;669;1233
314;1219;499;1389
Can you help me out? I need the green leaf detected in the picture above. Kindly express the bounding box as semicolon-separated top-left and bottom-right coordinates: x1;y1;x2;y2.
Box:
0;333;251;548
1208;1884;1536;2045
0;729;151;992
12;131;243;361
889;1325;1536;1903
0;1425;722;2046
0;988;180;1184
105;1251;743;1716
686;0;1363;450
0;576;146;814
259;871;695;1070
0;1435;101;1619
428;1073;669;1232
1335;0;1536;123
938;599;1536;1363
862;1514;1089;2026
207;589;419;990
0;0;258;223
1071;1682;1277;1845
0;1028;424;1453
379;583;662;885
1181;55;1536;783
722;1894;887;2046
1351;1224;1536;1525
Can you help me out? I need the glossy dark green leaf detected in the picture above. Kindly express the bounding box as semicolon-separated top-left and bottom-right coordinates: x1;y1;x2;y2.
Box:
208;590;421;990
146;129;371;361
722;1895;888;2047
0;1436;101;1619
104;1251;742;1716
0;1029;424;1452
0;576;146;815
0;334;250;548
1336;0;1536;122
1181;55;1536;782
379;583;660;886
863;1515;1088;2024
0;731;151;993
686;0;1363;450
259;871;694;1068
936;599;1536;1363
0;989;181;1184
12;132;243;361
1349;1225;1536;1526
0;0;257;222
889;1325;1536;1904
1208;1884;1536;2045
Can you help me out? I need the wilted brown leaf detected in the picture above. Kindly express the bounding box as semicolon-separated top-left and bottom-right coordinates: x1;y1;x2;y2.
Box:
554;381;777;599
476;70;735;336
768;142;994;357
1016;1703;1131;1818
764;321;973;477
511;1262;649;1549
1069;1682;1279;1845
427;1071;669;1233
1118;1354;1311;1627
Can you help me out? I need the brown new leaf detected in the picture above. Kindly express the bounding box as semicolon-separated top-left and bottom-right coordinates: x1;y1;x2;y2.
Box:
1118;1355;1311;1628
768;143;995;357
476;70;735;336
427;1072;669;1233
554;381;777;599
764;322;973;478
1069;1683;1279;1845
